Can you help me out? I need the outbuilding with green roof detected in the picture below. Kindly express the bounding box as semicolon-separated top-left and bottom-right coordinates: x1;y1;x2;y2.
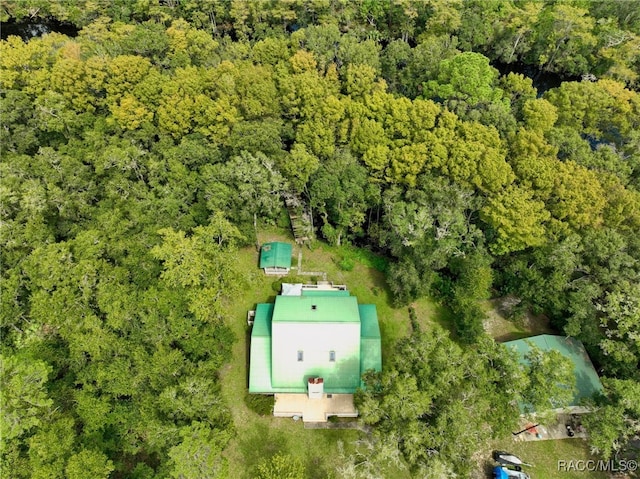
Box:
259;242;292;275
503;334;604;414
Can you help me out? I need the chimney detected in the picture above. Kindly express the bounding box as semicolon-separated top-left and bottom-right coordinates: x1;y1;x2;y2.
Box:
308;377;323;399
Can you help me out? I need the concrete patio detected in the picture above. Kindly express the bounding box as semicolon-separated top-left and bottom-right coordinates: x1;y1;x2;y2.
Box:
273;393;358;423
513;414;589;442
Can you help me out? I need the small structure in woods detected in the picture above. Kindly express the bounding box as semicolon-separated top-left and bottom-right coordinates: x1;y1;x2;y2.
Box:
259;242;292;275
283;192;313;244
503;334;604;414
248;283;382;422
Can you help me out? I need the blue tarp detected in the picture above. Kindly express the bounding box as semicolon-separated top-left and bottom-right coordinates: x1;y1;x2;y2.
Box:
493;467;509;479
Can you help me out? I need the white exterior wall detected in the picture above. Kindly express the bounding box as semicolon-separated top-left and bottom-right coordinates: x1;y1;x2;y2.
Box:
271;322;360;389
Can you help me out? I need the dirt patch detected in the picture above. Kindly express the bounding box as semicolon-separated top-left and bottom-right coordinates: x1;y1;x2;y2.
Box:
483;297;556;342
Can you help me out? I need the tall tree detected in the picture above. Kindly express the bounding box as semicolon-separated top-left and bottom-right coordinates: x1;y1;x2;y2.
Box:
520;342;577;415
200;151;285;239
532;3;597;75
152;213;244;323
309;149;379;245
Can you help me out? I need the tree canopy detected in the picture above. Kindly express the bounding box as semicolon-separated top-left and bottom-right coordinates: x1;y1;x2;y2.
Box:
2;1;640;476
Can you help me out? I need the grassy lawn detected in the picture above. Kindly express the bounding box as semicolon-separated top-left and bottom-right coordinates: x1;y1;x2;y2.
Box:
481;438;608;479
219;227;422;478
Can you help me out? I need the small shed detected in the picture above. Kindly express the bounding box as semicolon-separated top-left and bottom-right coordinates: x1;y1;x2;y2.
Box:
260;242;292;275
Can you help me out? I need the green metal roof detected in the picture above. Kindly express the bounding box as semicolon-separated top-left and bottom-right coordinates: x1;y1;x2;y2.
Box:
359;305;382;382
359;304;381;338
503;335;604;408
301;289;351;297
248;298;382;394
272;296;360;323
361;337;382;376
259;242;292;269
248;305;273;393
252;303;273;336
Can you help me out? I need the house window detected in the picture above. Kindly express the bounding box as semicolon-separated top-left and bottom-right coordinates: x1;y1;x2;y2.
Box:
329;351;336;362
297;350;303;362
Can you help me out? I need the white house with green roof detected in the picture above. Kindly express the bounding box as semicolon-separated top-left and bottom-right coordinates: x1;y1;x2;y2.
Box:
248;284;382;422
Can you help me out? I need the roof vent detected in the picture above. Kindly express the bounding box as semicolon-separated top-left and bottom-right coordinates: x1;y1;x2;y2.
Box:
311;304;317;310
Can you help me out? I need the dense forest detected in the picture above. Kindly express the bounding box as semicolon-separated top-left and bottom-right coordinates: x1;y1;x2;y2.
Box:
1;1;640;477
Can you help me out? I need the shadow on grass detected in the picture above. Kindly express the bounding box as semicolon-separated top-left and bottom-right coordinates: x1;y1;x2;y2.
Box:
245;328;251;390
429;302;457;337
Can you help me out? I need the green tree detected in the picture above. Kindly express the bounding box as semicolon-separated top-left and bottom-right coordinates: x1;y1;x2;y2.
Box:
532;3;597;75
0;355;52;443
65;450;114;479
545;79;640;146
423;52;505;105
437;120;515;194
201;151;285;238
400;35;460;98
276;142;320;193
520;343;577;415
521;98;558;133
310;149;379;245
481;186;551;255
357;327;523;476
168;422;230;479
381;175;482;305
28;415;77;479
500;72;537;122
597;282;640;379
448;249;494;343
507;128;557;198
549;160;606;230
380;39;413;95
493;1;543;64
583;379;640;461
152;214;244;323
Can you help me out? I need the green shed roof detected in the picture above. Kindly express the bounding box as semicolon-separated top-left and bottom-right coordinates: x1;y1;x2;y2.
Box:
503;335;603;408
272;295;360;323
259;242;292;269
